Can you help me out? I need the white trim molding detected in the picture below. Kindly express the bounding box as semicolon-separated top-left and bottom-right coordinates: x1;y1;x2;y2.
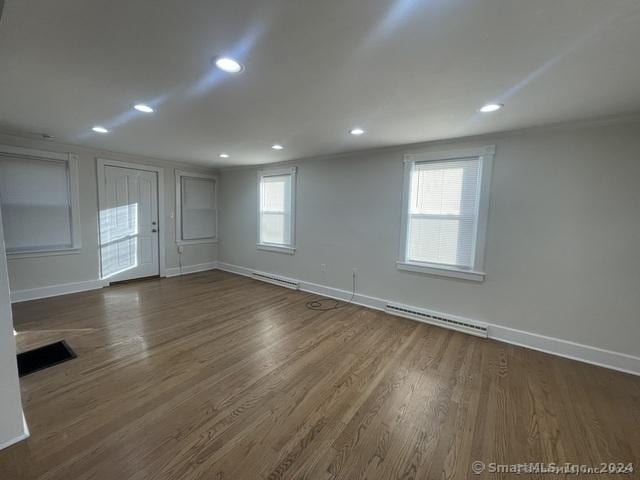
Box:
489;324;640;376
0;413;30;452
7;249;84;260
165;261;218;278
403;145;496;163
256;243;296;254
217;262;386;310
0;143;69;161
398;145;494;282
215;262;640;376
10;279;107;303
0;144;82;256
257;166;297;254
396;261;485;281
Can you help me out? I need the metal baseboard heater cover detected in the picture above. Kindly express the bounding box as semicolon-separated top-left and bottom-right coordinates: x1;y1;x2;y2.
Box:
386;302;488;338
251;271;300;290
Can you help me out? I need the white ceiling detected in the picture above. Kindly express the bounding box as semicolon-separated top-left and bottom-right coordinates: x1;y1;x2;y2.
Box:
1;0;640;167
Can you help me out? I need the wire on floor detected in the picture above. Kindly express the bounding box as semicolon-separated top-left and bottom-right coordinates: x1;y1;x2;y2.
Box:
305;272;356;311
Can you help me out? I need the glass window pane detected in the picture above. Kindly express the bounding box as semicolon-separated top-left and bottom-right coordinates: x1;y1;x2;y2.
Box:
406;157;481;268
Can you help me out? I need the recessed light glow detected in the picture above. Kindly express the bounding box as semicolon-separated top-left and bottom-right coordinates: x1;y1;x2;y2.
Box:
92;126;109;134
134;104;154;113
214;57;243;73
271;144;284;150
219;153;230;158
350;128;365;135
479;103;503;113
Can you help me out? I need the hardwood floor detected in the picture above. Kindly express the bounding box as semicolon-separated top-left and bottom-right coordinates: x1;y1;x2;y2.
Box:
1;270;638;479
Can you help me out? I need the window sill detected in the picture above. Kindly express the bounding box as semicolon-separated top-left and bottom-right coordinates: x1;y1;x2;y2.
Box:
176;239;218;246
396;261;485;282
7;248;83;259
256;243;296;255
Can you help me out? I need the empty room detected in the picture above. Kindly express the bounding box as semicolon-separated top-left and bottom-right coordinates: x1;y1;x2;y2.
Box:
0;0;639;478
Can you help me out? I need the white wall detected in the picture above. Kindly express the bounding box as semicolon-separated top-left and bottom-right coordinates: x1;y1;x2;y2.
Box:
0;132;218;294
219;118;640;361
0;207;26;448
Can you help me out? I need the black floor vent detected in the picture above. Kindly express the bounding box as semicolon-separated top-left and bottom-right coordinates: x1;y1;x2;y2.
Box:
17;340;77;377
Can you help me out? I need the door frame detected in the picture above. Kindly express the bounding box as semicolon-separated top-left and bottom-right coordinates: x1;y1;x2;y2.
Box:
96;158;166;282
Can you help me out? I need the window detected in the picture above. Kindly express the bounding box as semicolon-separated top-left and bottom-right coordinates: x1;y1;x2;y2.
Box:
257;167;296;254
398;146;494;281
0;145;81;255
175;170;217;244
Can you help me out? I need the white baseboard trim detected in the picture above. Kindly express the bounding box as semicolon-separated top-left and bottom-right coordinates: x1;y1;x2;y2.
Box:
216;262;252;277
299;279;388;311
165;261;218;278
0;413;30;451
9;260;220;302
10;279;107;303
217;262;387;309
216;262;639;376
489;324;640;376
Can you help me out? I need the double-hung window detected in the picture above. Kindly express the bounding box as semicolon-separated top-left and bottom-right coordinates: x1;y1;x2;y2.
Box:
257;167;296;254
175;170;218;244
398;146;494;281
0;145;81;256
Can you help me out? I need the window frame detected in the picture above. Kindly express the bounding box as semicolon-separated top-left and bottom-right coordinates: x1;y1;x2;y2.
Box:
175;170;218;245
397;145;494;282
256;166;297;255
0;144;82;258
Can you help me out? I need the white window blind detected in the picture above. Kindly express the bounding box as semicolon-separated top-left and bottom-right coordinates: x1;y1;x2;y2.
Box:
259;174;292;246
407;158;481;268
0;153;80;254
399;146;493;281
175;171;217;244
181;177;216;240
257;167;296;253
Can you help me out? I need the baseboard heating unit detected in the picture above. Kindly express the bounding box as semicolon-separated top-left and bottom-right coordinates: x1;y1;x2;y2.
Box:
251;271;300;290
386;302;488;338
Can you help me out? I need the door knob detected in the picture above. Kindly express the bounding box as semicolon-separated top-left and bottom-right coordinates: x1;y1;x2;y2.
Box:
152;229;158;233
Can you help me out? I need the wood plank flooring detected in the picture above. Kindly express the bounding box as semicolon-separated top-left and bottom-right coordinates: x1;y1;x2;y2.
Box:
1;270;638;479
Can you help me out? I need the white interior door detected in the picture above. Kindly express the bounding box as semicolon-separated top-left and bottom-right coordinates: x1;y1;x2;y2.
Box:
99;166;159;282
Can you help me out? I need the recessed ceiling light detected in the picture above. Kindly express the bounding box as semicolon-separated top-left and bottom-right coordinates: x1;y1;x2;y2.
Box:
214;56;243;73
219;153;230;158
271;144;284;150
479;103;503;113
134;104;154;113
92;126;109;134
350;128;365;136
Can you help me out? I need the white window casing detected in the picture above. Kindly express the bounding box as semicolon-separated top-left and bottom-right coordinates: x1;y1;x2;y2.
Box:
0;144;81;257
398;146;494;281
257;166;297;254
175;170;218;245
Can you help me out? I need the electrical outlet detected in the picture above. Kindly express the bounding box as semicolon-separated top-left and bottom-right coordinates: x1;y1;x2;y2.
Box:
177;245;184;254
320;264;327;272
